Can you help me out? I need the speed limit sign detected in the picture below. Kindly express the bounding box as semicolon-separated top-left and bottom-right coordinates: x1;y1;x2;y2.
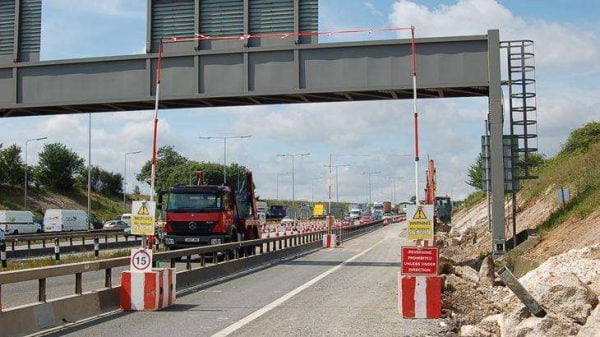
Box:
130;248;153;272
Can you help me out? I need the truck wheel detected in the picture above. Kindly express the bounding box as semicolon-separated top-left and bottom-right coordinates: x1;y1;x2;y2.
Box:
13;230;18;235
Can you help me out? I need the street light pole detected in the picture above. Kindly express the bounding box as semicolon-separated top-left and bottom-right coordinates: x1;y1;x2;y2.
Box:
199;135;252;186
123;151;142;210
277;153;310;219
276;172;290;200
362;171;381;206
24;137;47;209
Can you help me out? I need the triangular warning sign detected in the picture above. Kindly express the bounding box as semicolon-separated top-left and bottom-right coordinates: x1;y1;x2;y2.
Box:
413;206;427;220
137;203;150;216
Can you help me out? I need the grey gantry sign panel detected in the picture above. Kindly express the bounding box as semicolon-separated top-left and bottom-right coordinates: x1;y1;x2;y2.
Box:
0;0;41;63
146;0;318;52
0;35;490;117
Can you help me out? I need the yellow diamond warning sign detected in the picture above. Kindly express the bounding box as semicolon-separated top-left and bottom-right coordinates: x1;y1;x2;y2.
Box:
131;201;156;236
137;204;150;216
412;206;428;220
406;205;434;240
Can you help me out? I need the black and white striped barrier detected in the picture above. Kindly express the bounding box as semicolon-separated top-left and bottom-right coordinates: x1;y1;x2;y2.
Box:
94;237;100;257
1;241;7;268
54;238;60;261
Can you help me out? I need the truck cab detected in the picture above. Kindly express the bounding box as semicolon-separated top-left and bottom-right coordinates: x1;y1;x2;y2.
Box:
161;170;260;249
162;185;235;248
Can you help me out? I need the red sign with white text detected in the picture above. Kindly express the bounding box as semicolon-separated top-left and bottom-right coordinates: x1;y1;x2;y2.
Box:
401;247;439;275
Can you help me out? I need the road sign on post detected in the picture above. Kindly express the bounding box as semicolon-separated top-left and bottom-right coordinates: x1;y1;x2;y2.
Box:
401;247;439;275
406;205;433;240
131;200;156;236
130;248;153;272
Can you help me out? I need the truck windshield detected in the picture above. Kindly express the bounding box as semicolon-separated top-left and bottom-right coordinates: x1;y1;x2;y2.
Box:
167;192;222;212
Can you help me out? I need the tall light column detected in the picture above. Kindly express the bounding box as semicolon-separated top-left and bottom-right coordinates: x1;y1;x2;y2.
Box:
123;151;142;210
362;171;381;205
276;172;290;200
277;153;310;219
24;137;47;209
199;135;252;185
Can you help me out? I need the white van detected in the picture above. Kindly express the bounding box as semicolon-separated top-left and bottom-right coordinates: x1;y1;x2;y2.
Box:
0;211;40;235
120;213;132;226
43;210;89;232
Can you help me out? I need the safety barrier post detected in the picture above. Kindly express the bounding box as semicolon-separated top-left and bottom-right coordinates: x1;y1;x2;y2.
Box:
54;238;60;261
1;241;7;268
94;237;100;257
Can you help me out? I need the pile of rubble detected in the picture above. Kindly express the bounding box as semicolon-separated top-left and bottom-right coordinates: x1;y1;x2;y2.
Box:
443;244;600;337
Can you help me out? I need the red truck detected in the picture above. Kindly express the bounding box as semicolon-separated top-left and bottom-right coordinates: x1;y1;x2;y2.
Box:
159;171;260;249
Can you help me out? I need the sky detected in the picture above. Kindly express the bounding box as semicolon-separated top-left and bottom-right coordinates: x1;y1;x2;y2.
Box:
0;0;598;204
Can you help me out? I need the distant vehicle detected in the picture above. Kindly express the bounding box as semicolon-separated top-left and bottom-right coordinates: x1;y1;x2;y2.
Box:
103;220;129;229
349;208;362;220
359;215;372;224
312;204;326;219
435;196;453;224
120;213;132;226
256;201;268;214
372;202;384;220
383;201;392;214
267;205;287;220
0;211;40;235
43;210;89;232
280;217;296;226
382;213;393;220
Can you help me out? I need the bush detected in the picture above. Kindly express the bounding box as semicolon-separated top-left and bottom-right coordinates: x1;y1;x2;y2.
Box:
559;121;600;156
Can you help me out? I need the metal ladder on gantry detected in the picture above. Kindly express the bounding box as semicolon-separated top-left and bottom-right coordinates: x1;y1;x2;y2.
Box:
501;40;539;248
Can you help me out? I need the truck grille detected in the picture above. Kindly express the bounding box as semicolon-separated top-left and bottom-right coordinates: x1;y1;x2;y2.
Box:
169;221;216;235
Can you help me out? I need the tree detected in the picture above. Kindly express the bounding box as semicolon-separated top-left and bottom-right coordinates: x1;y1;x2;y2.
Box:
133;185;141;195
0;144;25;186
33;143;85;191
136;146;249;196
76;166;123;196
466;154;485;191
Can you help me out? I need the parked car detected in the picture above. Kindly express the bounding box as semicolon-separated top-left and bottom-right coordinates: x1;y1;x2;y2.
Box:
103;220;129;230
382;213;393;220
43;209;89;232
0;211;40;235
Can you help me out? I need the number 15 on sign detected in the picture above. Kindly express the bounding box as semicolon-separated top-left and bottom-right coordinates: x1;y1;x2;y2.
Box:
130;248;153;272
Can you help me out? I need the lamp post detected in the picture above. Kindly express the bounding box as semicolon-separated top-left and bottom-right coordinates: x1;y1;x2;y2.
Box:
199;135;252;185
276;172;290;200
323;164;350;212
123;151;142;210
24;137;47;209
362;171;381;205
277;153;310;219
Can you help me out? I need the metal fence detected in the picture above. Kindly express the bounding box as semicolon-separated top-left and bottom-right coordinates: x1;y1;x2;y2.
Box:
0;219;383;312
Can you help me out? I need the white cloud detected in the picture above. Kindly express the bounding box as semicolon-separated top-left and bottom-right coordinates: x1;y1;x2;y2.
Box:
389;0;600;71
364;1;383;17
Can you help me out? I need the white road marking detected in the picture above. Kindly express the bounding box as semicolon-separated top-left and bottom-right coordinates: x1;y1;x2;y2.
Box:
211;236;388;337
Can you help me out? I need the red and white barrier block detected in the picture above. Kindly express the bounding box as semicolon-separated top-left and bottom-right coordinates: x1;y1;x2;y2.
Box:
322;234;336;248
398;273;442;319
121;268;176;311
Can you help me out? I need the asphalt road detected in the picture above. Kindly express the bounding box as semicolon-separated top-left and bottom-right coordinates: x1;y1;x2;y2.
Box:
48;222;444;337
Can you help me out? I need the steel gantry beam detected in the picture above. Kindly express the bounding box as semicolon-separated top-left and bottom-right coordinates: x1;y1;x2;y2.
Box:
0;28;508;255
0;35;490;117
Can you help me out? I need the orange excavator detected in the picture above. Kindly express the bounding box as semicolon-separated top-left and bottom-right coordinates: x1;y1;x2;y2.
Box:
424;160;452;225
